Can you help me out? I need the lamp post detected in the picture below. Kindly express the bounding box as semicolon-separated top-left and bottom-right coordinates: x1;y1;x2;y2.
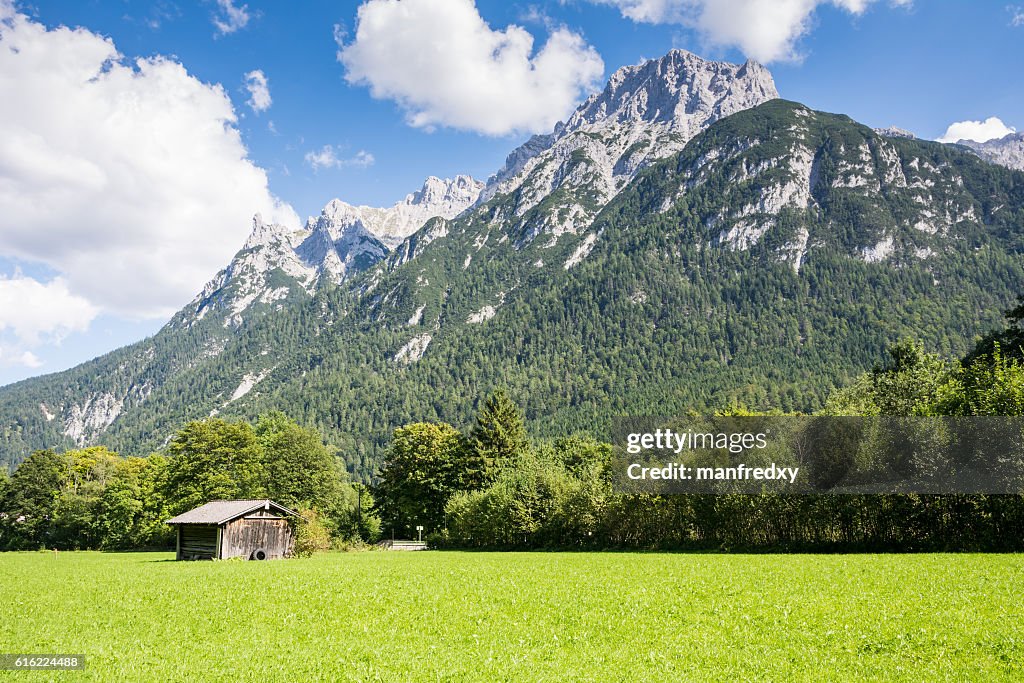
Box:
416;525;423;543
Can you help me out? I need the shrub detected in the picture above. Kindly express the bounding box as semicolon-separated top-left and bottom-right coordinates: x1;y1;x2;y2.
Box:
293;508;332;557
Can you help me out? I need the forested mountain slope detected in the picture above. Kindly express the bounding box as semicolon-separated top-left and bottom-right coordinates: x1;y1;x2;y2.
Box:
2;64;1024;480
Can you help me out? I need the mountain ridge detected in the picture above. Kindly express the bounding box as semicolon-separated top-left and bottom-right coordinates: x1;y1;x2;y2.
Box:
958;132;1024;171
476;50;780;246
180;174;483;331
3;52;1024;480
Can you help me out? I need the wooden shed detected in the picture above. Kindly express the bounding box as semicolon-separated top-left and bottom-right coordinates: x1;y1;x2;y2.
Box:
166;499;297;561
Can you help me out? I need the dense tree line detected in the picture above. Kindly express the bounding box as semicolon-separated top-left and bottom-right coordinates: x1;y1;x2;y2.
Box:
0;412;378;551
372;302;1024;551
5;301;1024;552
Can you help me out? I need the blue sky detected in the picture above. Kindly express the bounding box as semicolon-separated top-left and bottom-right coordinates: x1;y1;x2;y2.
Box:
1;0;1022;386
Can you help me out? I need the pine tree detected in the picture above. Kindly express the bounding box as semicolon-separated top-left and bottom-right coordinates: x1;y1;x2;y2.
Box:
470;389;529;485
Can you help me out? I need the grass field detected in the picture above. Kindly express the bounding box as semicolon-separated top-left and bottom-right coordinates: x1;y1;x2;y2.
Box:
0;551;1021;681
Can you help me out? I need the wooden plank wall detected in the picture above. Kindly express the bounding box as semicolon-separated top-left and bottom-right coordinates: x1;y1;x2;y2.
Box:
220;518;293;560
179;525;218;560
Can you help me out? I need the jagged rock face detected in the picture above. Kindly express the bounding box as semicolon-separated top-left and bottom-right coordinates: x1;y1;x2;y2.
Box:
297;200;389;280
959;133;1024;171
380;100;1002;341
184;215;315;328
363;175;485;248
63;392;123;446
315;175;484;250
874;127;1024;172
477;50;778;246
564;51;777;135
875;126;916;140
182;218;305;330
650;101;991;274
182;208;386;329
179;176;481;328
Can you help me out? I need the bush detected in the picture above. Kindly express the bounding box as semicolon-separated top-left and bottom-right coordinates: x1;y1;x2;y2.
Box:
424;530;450;549
293;508;332;557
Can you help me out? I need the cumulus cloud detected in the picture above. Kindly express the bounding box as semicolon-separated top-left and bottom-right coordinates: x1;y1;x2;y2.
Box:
0;8;298;320
337;0;605;136
937;117;1016;143
243;69;271;112
15;351;42;368
0;348;43;369
1011;6;1024;27
212;0;250;35
0;275;97;344
304;146;375;171
588;0;911;63
0;275;98;367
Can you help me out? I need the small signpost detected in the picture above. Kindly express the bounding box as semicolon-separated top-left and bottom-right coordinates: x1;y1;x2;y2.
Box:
416;525;424;542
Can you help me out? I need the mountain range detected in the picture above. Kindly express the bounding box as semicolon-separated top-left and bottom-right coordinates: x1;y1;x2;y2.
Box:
874;126;1024;172
958;132;1024;172
188;174;484;330
2;49;1024;478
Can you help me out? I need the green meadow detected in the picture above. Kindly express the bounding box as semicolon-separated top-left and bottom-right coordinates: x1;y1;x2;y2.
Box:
0;551;1021;682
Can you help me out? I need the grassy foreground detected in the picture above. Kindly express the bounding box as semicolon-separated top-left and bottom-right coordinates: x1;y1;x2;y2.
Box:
0;551;1021;682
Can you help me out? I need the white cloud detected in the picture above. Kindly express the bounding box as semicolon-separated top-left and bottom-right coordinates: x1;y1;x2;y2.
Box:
349;150;375;168
0;8;298;321
16;351;43;368
212;0;250;35
0;347;44;370
304;146;375;171
0;275;96;344
243;69;272;112
588;0;911;63
0;275;98;367
1011;6;1024;27
337;0;605;136
937;117;1016;144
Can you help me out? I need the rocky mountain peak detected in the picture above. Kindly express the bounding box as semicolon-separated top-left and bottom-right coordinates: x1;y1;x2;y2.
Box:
875;126;916;140
362;175;484;248
490;51;777;188
306;201;372;245
242;213;302;251
563;49;778;136
305;175;483;248
181;175;481;329
410;175;484;209
958;132;1024;171
243;213;272;249
478;49;779;243
317;198;361;225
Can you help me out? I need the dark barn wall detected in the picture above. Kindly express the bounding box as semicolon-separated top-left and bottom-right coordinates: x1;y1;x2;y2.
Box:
178;525;218;560
220;517;293;560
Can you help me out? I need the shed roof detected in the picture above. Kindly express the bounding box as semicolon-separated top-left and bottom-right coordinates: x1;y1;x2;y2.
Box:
166;499;298;526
